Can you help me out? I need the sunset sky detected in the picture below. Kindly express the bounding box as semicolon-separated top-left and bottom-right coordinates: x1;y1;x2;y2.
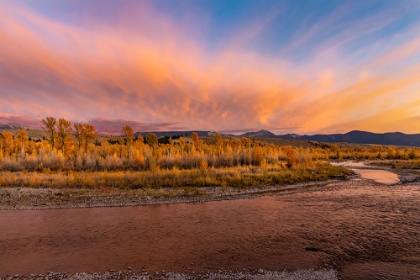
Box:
1;0;419;135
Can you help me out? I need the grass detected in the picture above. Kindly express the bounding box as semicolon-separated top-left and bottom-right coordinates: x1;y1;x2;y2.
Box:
370;160;420;169
0;164;353;190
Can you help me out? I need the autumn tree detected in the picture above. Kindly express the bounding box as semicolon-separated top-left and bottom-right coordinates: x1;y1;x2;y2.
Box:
1;131;13;157
74;123;84;151
145;132;158;147
82;124;97;152
214;133;223;155
56;118;73;157
17;130;28;158
192;132;203;153
252;144;264;166
241;137;252;151
74;123;97;153
42;117;57;150
122;126;135;147
283;146;297;169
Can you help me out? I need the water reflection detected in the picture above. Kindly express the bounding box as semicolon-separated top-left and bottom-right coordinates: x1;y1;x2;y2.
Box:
352;169;399;184
0;182;419;279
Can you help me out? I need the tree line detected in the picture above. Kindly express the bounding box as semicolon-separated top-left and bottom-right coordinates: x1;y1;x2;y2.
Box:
0;116;419;172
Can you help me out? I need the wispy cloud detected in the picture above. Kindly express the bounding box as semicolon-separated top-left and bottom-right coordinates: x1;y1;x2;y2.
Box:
87;118;186;135
0;1;419;134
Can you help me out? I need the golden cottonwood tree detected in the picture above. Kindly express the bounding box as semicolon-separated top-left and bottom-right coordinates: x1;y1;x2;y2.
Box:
145;132;158;147
1;131;13;157
74;123;97;153
122;126;134;147
17;130;28;158
42;117;57;150
56;118;73;157
82;124;97;152
74;123;84;151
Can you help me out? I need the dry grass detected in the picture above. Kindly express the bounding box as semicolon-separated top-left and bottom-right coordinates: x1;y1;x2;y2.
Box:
0;163;353;190
370;160;420;169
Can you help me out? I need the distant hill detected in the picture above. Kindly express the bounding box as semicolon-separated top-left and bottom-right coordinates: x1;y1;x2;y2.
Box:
277;130;420;147
236;129;420;147
0;123;31;130
242;129;277;138
135;131;216;138
2;122;420;147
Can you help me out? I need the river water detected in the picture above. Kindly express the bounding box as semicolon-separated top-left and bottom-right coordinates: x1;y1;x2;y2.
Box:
1;174;419;279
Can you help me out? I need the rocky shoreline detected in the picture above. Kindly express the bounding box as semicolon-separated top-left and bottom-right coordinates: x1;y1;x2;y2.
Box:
1;268;339;280
0;178;352;211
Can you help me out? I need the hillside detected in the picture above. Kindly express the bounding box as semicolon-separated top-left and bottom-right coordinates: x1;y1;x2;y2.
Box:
135;131;215;138
2;121;420;147
279;130;420;147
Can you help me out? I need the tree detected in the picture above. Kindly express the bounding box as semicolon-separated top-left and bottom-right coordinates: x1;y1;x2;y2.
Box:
283;146;297;169
42;117;57;150
1;131;13;157
82;124;97;152
192;132;203;153
241;137;252;151
56;118;73;157
214;133;223;155
17;130;28;158
74;123;83;151
74;123;97;153
145;132;158;147
122;126;134;147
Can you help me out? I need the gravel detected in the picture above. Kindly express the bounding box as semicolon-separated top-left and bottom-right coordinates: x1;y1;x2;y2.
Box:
1;268;338;280
0;179;347;211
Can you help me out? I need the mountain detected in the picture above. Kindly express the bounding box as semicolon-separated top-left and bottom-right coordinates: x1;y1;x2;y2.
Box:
135;130;216;138
0;123;31;130
242;129;277;138
279;130;420;147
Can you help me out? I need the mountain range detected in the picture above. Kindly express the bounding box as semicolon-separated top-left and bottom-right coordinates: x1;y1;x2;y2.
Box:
0;123;31;130
2;122;420;147
241;130;420;147
135;130;216;138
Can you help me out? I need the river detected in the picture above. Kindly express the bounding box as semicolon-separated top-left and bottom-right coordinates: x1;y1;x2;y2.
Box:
1;170;419;279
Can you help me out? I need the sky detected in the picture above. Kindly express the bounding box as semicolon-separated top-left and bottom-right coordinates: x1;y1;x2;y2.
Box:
0;0;420;135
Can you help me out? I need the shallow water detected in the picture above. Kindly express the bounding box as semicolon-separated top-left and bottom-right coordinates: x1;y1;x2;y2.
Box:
331;161;368;168
352;169;400;184
0;181;419;279
331;161;400;184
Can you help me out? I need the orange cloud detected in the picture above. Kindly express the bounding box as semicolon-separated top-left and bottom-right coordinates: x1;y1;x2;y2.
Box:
0;2;419;134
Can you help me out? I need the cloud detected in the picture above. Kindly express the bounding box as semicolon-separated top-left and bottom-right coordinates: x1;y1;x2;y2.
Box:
0;113;43;129
87;118;186;135
0;1;419;134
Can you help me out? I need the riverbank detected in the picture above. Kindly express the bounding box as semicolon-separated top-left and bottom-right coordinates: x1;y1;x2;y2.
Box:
1;268;339;280
2;171;419;279
2;162;418;211
0;164;354;210
0;178;349;210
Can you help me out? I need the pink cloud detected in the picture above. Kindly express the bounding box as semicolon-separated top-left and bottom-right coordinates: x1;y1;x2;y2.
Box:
0;1;419;135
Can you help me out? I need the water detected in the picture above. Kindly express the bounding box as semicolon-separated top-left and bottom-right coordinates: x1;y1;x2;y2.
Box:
1;181;419;279
332;161;400;184
353;169;400;184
